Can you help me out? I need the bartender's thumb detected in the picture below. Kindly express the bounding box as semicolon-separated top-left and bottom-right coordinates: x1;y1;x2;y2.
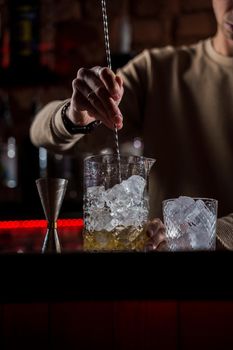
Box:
145;219;167;251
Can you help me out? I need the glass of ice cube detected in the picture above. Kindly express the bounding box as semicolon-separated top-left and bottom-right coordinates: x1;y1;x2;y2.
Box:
162;196;218;251
83;154;155;251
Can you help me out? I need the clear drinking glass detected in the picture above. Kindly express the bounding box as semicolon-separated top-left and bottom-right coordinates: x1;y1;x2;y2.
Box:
162;196;218;251
83;154;155;251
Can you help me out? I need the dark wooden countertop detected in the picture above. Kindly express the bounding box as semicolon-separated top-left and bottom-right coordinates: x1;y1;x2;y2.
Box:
0;250;232;302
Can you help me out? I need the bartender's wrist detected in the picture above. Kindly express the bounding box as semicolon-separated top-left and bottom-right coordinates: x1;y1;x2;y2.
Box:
61;101;101;135
64;102;82;124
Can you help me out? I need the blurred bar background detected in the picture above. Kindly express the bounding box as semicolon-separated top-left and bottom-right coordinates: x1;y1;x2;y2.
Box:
0;0;216;220
1;4;233;350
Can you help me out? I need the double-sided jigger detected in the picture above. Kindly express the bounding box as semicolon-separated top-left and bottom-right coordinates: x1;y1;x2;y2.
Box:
36;178;68;253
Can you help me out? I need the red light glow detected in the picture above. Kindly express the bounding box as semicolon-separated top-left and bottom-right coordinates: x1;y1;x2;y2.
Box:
0;219;84;230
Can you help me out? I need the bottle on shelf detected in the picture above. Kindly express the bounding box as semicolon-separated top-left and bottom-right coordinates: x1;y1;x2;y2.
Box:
0;93;18;189
111;0;133;71
9;0;40;71
0;0;10;69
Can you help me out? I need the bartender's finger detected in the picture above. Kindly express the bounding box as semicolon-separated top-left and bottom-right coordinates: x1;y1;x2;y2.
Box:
78;68;105;94
70;90;96;124
146;219;165;238
115;74;124;88
75;90;115;130
145;219;167;251
86;91;119;129
156;240;167;252
73;78;108;118
77;68;119;111
92;66;123;101
92;85;123;124
72;83;114;129
145;228;166;250
78;67;123;116
74;78;122;129
109;97;123;129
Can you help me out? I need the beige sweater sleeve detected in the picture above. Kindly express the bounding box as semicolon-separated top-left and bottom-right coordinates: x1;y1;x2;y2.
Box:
30;99;83;153
217;215;233;250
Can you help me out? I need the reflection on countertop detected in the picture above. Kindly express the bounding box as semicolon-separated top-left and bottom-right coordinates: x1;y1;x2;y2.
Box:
0;218;84;253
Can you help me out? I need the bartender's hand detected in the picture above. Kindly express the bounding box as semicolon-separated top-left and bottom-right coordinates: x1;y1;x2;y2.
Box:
67;66;124;130
145;219;167;251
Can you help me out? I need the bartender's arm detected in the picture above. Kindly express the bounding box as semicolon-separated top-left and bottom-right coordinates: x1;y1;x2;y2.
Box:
217;214;233;250
30;66;123;153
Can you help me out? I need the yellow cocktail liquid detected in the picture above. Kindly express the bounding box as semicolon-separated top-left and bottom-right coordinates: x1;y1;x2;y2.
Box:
83;225;149;251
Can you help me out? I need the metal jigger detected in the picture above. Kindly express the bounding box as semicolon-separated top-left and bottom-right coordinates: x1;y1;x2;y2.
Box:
36;178;68;253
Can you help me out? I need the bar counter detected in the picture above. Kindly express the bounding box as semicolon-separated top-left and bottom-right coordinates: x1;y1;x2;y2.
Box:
0;250;232;303
0;222;232;302
0;222;233;350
